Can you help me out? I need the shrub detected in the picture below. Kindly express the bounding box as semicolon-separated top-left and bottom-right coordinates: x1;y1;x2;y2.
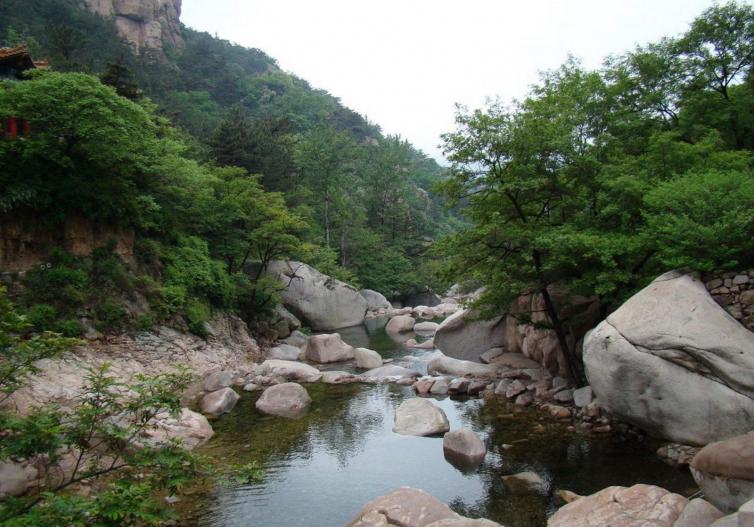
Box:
185;298;210;337
24;303;57;332
95;301;126;332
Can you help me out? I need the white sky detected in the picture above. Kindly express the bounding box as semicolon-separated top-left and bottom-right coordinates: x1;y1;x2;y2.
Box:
182;0;719;162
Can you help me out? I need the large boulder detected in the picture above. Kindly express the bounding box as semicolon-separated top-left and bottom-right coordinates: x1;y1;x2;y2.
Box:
203;370;234;392
257;359;323;383
255;382;312;419
346;487;501;527
673;498;724;527
361;364;420;380
386;315;416;333
265;343;302;361
361;289;392;311
548;484;688;527
354;347;383;369
263;260;367;330
690;431;754;512
144;408;214;450
305;333;355;363
427;354;501;379
434;309;506;362
393;398;450;436
200;387;240;417
443;429;486;468
584;271;754;445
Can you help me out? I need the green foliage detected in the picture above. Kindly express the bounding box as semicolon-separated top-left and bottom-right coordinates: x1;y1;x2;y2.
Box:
0;291;200;525
439;1;754;382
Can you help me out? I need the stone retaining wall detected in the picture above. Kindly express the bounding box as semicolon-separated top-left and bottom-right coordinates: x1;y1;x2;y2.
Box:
704;270;754;332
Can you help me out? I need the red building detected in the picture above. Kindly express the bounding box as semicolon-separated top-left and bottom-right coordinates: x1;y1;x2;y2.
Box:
0;44;48;140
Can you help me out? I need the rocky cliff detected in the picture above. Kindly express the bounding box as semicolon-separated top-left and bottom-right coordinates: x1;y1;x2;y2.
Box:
83;0;184;57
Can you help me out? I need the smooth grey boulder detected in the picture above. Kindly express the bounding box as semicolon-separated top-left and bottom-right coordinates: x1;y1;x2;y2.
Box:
354;347;383;369
257;359;322;383
0;462;28;499
305;333;355;363
434;309;506;362
393;398;450;436
346;487;460;527
281;330;308;349
430;378;450;395
265;343;302;361
673;498;723;527
428;354;500;379
386;315;416;333
414;321;440;333
361;289;391;311
361;364;420;380
573;386;593;408
203;370;234;392
200;387;240;417
255;382;311;419
264;260;367;330
584;271;754;445
690;431;754;513
443;428;486;467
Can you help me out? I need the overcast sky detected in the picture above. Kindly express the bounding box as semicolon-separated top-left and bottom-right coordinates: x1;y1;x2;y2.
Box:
182;0;719;162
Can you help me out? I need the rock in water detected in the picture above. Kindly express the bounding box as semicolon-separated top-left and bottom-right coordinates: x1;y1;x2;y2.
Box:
346;487;502;527
583;271;754;445
414;321;440;333
393;398;450;436
354;347;383;369
386;315;416;333
255;382;311;419
305;333;355;363
502;471;545;495
443;429;486;468
428;355;500;378
361;364;420;380
264;260;368;330
434;309;506;362
690;431;754;512
257;359;322;383
548;484;688;527
361;289;392;311
200;387;240;417
144;408;214;450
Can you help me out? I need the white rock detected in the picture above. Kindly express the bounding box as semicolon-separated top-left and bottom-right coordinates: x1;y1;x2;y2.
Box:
265;343;302;361
255;382;311;419
354;347;383;369
265;260;367;330
203;370;234;392
200;387;240;417
257;359;322;383
393;398;450;436
428;355;500;378
305;333;355;363
584;271;754;445
361;289;392;311
386;315;416;333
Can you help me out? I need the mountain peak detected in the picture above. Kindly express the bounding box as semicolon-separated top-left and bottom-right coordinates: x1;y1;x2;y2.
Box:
83;0;183;59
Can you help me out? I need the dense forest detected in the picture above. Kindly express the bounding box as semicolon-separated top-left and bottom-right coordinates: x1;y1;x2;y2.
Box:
0;0;458;338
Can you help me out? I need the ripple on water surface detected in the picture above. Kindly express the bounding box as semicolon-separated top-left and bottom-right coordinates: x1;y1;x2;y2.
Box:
184;323;696;527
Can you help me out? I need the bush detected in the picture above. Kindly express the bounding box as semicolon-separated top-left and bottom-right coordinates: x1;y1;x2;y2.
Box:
185;298;210;337
95;301;126;332
57;318;83;337
164;237;235;308
24;304;57;332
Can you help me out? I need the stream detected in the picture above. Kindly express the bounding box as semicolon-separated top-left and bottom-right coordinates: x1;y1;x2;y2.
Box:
182;320;696;527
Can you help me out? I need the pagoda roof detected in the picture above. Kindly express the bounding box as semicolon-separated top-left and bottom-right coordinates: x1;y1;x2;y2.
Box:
0;45;48;72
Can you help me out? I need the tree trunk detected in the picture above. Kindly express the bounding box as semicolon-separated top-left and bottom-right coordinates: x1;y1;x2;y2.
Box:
540;286;585;386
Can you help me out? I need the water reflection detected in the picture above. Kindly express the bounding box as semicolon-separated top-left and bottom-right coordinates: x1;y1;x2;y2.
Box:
184;325;696;527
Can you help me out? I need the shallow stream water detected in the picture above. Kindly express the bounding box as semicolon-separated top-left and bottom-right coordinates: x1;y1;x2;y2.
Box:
183;321;696;527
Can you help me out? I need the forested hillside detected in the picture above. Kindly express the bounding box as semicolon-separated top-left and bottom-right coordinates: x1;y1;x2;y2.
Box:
0;0;457;337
